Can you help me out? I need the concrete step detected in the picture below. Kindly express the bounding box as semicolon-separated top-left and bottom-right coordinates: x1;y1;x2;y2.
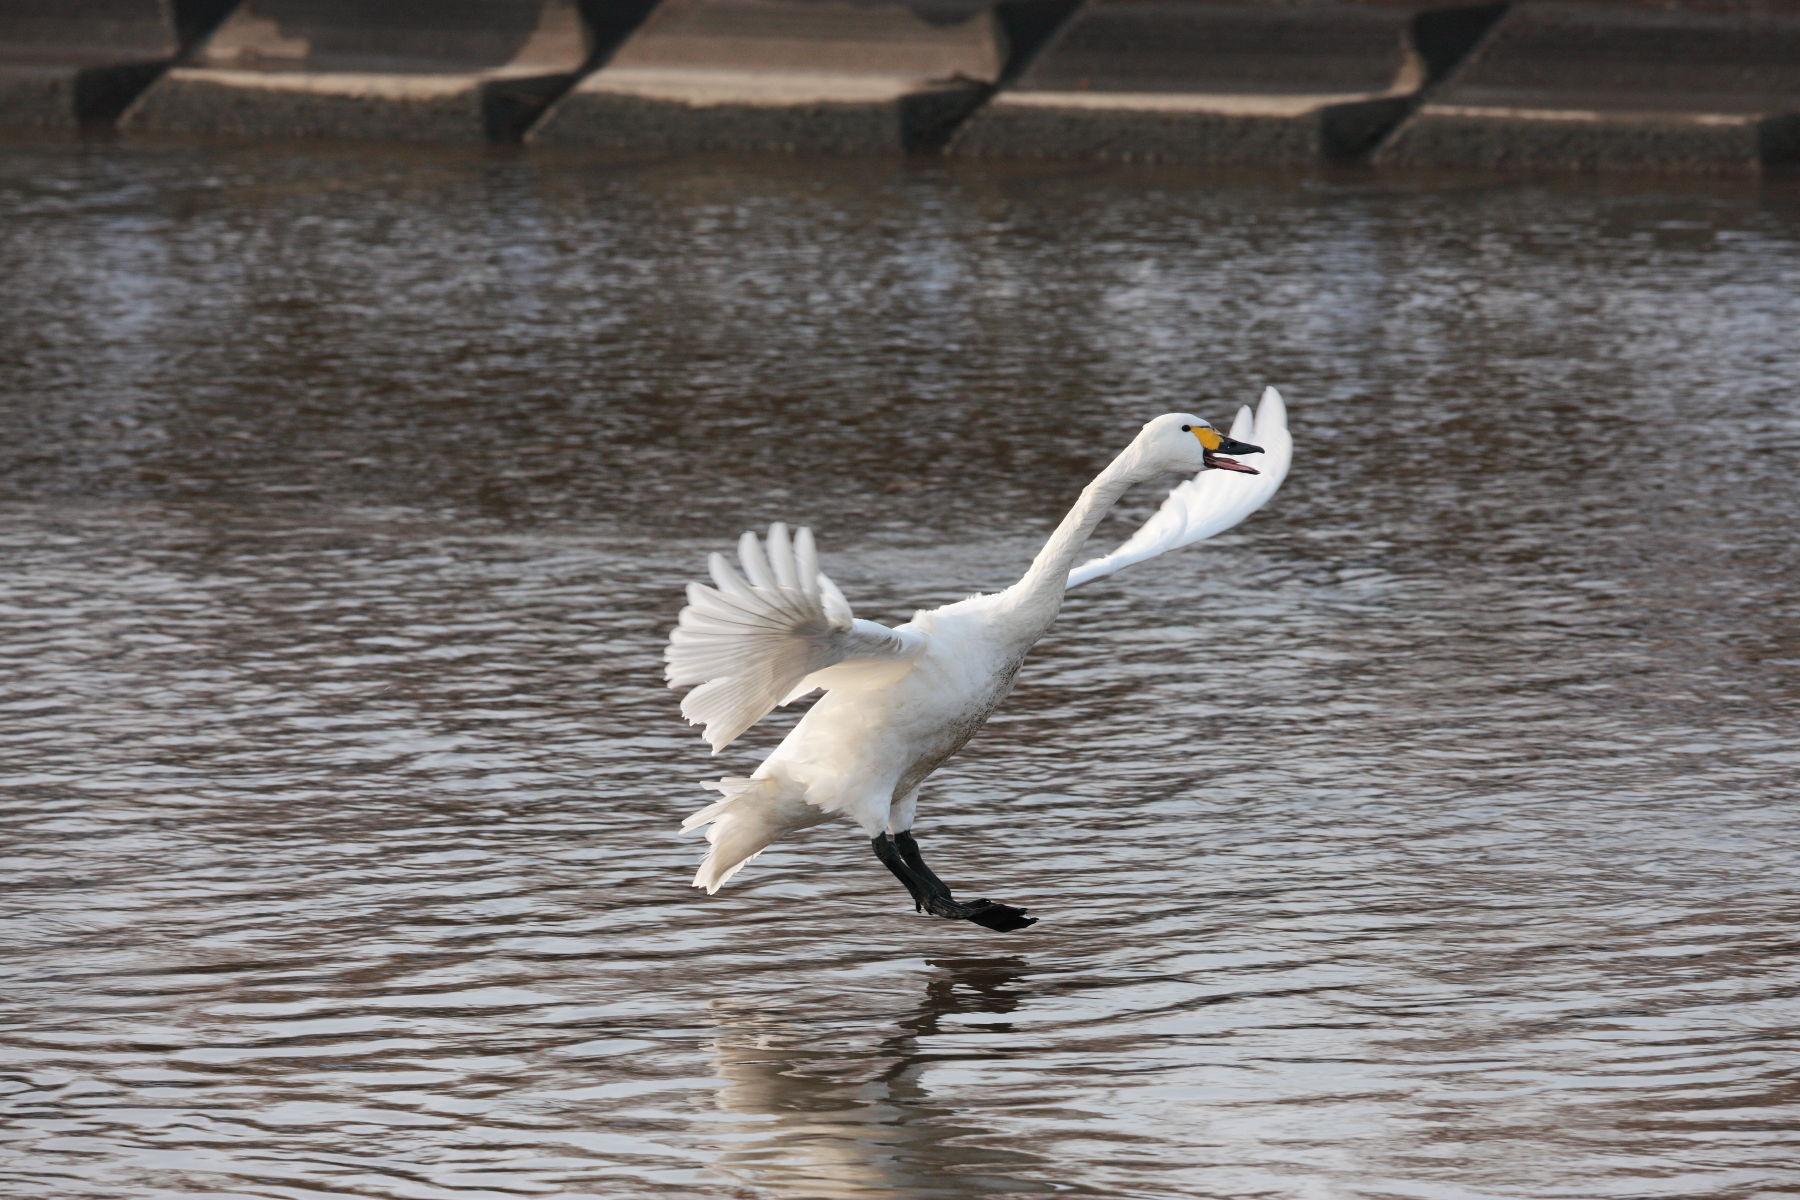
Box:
948;0;1503;165
0;0;232;128
1374;0;1800;175
121;0;647;143
530;0;1028;155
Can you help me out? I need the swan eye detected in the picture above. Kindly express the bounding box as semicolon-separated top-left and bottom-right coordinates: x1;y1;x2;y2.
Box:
1181;425;1191;432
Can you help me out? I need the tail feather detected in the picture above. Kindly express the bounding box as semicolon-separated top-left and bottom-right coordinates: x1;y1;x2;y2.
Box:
681;776;756;833
684;776;827;894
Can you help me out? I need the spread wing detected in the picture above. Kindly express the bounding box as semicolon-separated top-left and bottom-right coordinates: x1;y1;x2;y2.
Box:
1068;387;1294;589
665;522;923;753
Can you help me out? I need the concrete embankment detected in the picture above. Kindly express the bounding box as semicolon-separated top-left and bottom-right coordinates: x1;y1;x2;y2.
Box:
0;0;232;127
122;0;656;143
531;0;1041;155
947;0;1503;166
1374;0;1800;176
1;0;1797;176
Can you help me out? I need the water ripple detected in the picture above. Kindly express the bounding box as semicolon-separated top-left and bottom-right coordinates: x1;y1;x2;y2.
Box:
1;142;1797;1200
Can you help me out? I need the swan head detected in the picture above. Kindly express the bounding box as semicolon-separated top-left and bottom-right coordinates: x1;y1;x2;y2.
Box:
1133;413;1264;477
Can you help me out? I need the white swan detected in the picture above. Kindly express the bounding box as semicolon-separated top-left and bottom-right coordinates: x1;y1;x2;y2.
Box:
666;387;1293;931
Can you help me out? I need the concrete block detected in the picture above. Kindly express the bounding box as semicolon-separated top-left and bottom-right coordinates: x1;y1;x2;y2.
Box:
0;0;217;128
948;0;1500;165
1374;1;1800;175
530;0;1010;155
122;0;619;143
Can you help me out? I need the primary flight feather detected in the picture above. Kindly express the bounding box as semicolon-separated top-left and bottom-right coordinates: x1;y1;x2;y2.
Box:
665;388;1293;931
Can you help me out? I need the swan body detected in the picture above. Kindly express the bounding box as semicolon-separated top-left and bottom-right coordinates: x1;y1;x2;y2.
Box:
667;389;1294;928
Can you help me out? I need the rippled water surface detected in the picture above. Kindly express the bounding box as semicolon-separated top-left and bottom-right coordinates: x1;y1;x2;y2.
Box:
2;139;1797;1200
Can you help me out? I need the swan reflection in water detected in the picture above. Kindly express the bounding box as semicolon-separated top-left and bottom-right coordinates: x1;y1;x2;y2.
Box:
704;956;1075;1199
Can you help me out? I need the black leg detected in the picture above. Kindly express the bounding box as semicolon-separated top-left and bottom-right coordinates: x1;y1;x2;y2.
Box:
891;832;955;909
870;832;1037;932
872;833;933;913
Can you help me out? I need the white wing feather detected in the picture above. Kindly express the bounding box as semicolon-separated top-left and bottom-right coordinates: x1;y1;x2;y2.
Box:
1068;387;1293;589
665;523;922;753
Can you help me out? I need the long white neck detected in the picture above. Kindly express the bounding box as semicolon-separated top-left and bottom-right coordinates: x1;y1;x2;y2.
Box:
1002;450;1140;625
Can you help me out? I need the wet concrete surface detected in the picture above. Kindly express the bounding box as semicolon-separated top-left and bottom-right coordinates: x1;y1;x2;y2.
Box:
0;140;1797;1199
1376;0;1800;176
118;0;606;145
948;0;1470;166
0;0;200;129
533;0;1007;155
8;1;1800;173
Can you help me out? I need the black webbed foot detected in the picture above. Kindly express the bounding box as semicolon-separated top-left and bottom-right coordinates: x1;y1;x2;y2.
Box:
918;893;1036;931
871;832;1037;933
965;900;1037;932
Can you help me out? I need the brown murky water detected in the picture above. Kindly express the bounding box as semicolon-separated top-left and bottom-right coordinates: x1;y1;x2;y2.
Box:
1;139;1797;1200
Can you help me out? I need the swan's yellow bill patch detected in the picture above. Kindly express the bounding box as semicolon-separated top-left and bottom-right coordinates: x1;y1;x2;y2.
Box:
1192;427;1223;451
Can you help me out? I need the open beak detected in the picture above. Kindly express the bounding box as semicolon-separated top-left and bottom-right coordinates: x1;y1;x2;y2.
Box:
1202;433;1264;475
